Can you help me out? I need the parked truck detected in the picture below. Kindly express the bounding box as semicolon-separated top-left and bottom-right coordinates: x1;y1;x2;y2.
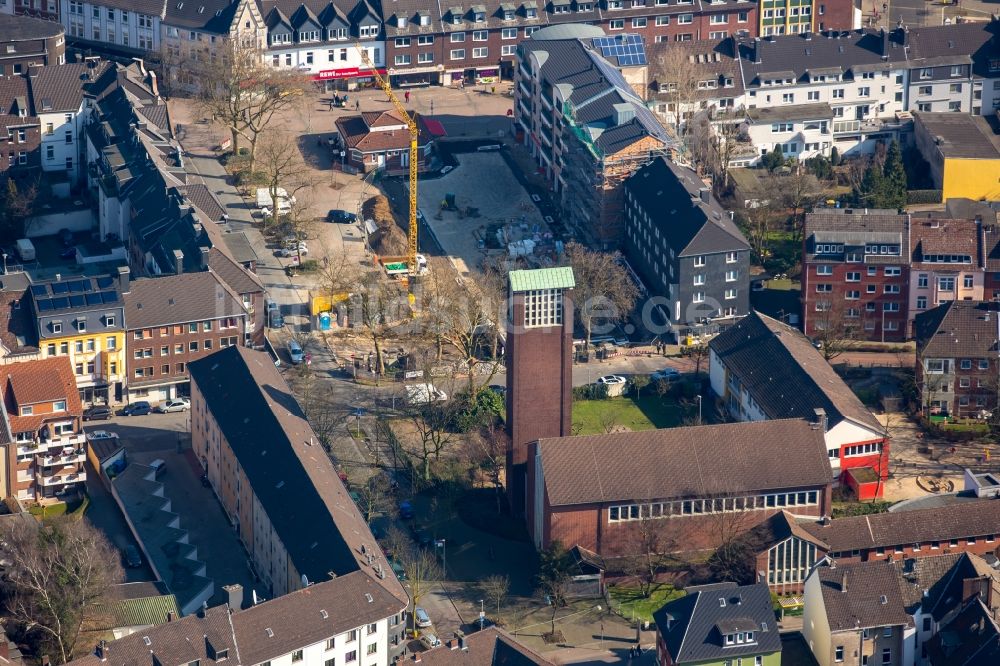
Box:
15;238;35;262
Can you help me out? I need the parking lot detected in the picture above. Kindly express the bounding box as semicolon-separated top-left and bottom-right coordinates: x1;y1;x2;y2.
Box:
83;412;262;608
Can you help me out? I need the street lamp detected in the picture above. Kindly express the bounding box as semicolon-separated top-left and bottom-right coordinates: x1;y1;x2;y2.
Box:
2;253;7;274
479;599;485;631
696;395;702;425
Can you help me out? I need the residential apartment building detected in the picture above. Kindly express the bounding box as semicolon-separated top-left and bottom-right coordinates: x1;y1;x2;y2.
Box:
505;267;575;516
261;0;384;86
65;573;412;666
709;311;889;498
653;582;781;666
526;418;833;555
803;559;914;666
801;210;911;343
27;270;128;405
29;59;117;184
8;0;59;22
123;272;247;403
0;76;40;184
759;0;857;37
908;218;984;332
0;14;66;75
913;112;1000;202
515;26;670;247
914;301;999;420
188;346;408;654
623;156;751;341
2;356;86;501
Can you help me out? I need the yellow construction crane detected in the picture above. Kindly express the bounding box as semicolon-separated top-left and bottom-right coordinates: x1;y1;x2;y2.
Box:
356;44;418;274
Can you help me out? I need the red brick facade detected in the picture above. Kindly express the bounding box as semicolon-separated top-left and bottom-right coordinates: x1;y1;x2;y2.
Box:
801;258;909;342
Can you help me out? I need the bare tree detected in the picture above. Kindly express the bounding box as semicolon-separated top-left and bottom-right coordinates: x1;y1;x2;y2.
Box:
564;243;638;352
621;517;676;597
1;517;124;664
481;574;510;621
649;45;702;133
190;39;306;174
291;371;350;450
773;171;822;242
705;496;760;584
811;300;861;361
736;198;779;265
632;374;651;400
398;546;442;632
256;132;320;239
471;422;508;515
535;540;574;636
408;398;457;482
3;178;38;241
687;343;710;377
357;473;393;524
353;271;406;377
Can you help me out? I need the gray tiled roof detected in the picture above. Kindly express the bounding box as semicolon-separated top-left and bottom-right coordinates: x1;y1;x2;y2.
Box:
797;498;1000;552
626;157;749;257
709;311;884;432
122;272;245;329
537;418;831;507
914;301;1000;359
914;112;1000;160
653;582;781;664
28;61;116;113
0;13;64;41
745;103;833;124
814;560;914;632
413;628;554;666
925;597;1000;665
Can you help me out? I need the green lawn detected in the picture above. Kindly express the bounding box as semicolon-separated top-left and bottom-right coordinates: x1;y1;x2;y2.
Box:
572;396;687;435
609;584;686;623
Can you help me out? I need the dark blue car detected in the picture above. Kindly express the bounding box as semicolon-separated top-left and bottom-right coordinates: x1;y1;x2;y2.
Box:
122;401;151;416
398;500;415;520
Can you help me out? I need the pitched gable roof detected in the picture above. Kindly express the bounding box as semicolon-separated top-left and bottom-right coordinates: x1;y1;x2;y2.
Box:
538;419;831;507
915;301;1000;360
709;311;884;433
815;560;914;632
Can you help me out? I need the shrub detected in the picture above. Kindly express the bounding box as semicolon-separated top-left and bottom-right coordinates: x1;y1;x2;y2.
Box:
906;190;942;205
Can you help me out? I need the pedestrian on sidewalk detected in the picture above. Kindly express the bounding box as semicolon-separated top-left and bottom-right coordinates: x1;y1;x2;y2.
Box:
355;99;360;111
404;90;410;103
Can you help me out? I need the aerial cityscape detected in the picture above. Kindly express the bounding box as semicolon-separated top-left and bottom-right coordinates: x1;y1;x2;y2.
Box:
0;0;995;665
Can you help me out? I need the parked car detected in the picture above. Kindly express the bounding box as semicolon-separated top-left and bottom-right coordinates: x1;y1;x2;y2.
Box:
596;375;627;386
156;398;190;413
414;607;432;628
269;309;284;329
121;401;151;416
278;243;308;258
327;209;357;223
85;430;118;441
82;405;113;421
398;500;415;520
650;368;680;383
123;544;142;568
287;340;305;364
420;634;441;650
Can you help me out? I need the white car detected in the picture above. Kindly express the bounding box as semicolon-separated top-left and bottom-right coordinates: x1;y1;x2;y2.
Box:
156;398;190;413
650;368;680;382
85;430;118;441
420;634;441;649
279;243;308;257
596;375;627;386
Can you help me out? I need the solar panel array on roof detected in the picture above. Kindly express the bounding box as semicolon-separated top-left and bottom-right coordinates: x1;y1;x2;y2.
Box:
30;285;47;297
592;34;647;66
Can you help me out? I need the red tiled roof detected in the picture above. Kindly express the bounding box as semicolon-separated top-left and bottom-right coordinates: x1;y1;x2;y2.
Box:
335;111;433;153
4;357;82;433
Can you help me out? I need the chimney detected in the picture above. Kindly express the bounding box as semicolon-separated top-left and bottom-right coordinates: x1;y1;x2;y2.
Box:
699;187;711;204
149;70;159;97
841;571;848;593
0;637;10;661
814;407;828;432
223;583;244;610
41;657;50;666
753;37;762;64
166;611;176;623
881;28;889;57
200;246;211;270
903;26;910;48
446;639;458;650
413;653;421;663
96;641;108;661
173;249;184;275
117;265;130;295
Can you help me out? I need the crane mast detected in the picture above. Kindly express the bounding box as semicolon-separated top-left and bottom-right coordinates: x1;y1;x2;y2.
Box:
355;44;418;273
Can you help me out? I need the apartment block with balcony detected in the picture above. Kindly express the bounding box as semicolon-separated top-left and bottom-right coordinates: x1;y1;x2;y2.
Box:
914;301;1000;420
28;269;129;405
802;210;911;343
514;26;670;248
3;356;86;502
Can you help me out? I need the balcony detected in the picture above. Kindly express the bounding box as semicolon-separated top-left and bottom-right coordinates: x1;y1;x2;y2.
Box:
41;449;86;467
539;94;553;112
39;470;86;487
518;80;531;98
833;119;861;134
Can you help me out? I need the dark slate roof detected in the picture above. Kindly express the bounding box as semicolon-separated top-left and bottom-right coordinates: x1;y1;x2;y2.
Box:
28;61;117;113
893;553;999;622
797;498;1000;552
739;510;829;554
914;301;1000;360
738;30;892;87
709;311;884;432
186;347;407;602
915;112;1000;160
0;13;64;40
626;157;749;257
163;0;241;32
519;37;670;156
176;184;226;222
925;598;1000;666
647;38;745;102
412;628;554;666
537;418;831;507
122;272;244;329
653;583;781;664
814;560;914;632
208;248;264;294
745;103;833;124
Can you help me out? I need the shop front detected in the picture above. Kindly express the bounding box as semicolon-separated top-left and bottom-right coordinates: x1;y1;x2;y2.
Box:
447;67;501;86
313;67;387;92
388;64;444;87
